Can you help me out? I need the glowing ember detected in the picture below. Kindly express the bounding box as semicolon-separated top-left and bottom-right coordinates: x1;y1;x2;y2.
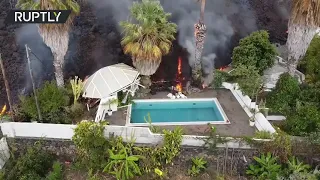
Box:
176;57;183;92
219;66;228;71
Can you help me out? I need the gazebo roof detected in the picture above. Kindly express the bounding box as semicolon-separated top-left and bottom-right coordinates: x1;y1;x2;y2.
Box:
82;63;139;99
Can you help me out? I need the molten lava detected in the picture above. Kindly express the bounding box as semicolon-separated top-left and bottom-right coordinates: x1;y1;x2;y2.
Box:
176;57;183;92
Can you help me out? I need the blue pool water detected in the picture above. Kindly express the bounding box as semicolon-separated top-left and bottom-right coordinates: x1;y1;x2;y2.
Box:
130;100;225;124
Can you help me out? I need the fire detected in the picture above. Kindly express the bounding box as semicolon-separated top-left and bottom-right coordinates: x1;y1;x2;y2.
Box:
176;57;183;92
0;105;7;116
219;66;228;71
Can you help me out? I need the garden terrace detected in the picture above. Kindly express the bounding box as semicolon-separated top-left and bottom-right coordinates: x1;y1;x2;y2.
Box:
108;88;255;137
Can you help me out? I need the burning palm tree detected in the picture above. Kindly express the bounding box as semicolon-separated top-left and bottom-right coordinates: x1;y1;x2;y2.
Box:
16;0;80;87
193;0;207;82
120;0;177;92
286;0;320;76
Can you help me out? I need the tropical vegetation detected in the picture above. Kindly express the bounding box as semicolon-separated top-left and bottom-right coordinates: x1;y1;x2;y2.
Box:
232;30;278;74
0;122;319;179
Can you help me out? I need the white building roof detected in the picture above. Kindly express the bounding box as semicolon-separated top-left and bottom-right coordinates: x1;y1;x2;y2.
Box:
82;63;139;99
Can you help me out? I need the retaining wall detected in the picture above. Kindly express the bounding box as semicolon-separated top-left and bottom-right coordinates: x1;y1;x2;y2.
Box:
0;122;254;149
222;83;276;133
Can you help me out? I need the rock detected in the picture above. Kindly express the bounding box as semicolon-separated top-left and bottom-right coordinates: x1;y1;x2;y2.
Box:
0;19;5;29
90;24;98;32
0;30;7;36
74;29;81;36
107;32;116;41
12;52;20;59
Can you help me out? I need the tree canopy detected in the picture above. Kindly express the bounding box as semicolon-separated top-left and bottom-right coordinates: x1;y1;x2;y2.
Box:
119;0;177;76
266;73;300;115
300;35;320;86
230;64;262;97
232;30;278;74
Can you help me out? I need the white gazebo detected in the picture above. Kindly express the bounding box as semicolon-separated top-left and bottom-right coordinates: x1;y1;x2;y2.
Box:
82;63;143;122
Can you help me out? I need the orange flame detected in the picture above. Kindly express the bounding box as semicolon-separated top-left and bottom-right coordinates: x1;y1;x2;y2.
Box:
176;57;183;92
0;105;7;116
219;66;228;71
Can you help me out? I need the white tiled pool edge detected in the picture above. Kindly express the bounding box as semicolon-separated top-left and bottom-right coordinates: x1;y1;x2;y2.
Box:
222;82;276;133
126;98;230;126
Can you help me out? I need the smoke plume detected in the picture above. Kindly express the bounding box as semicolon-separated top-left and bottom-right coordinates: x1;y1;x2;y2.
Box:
88;0;257;76
15;24;54;94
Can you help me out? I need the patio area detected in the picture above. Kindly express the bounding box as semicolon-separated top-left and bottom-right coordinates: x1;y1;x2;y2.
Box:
107;88;255;137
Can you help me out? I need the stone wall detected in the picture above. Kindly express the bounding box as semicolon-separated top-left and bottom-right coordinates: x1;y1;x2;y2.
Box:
7;138;77;159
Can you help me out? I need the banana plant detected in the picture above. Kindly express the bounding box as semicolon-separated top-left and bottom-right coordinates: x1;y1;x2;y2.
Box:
246;152;281;179
103;143;144;180
188;157;207;176
287;156;310;174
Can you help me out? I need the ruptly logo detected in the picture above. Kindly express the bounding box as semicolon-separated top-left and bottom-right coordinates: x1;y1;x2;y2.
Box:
5;10;71;24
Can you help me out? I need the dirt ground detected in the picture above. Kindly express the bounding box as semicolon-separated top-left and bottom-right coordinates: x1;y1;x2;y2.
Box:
108;89;256;137
63;148;257;180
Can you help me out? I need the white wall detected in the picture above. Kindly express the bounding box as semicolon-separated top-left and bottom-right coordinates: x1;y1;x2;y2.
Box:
267;115;286;121
222;82;276;133
1;122;76;139
0;122;254;149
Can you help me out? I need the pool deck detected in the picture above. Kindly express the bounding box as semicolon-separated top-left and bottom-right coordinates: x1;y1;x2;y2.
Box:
107;89;256;137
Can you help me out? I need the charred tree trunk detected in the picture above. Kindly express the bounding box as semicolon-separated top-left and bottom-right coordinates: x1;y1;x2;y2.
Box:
193;0;206;83
286;22;317;76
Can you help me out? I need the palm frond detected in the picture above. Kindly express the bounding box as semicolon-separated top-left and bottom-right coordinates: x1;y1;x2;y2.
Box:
119;0;177;61
16;0;40;10
17;0;80;14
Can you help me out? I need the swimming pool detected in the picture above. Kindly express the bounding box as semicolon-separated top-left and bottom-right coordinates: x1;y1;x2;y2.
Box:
126;98;230;126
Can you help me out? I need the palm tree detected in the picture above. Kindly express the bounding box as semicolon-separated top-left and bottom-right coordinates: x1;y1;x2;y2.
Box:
193;0;206;82
16;0;80;87
120;0;177;92
286;0;320;76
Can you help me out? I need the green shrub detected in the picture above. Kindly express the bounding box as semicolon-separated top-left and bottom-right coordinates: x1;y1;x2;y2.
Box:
299;85;320;108
266;73;300;114
4;142;54;180
254;130;272;139
161;127;183;164
300;35;320;86
19;172;42;180
46;161;63;180
104;143;143;180
188;157;207;176
19;81;70;123
211;70;229;88
232;30;278;73
65;102;85;121
230;65;263;96
284;104;320;136
72;121;109;171
133;127;184;173
246;152;281;179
